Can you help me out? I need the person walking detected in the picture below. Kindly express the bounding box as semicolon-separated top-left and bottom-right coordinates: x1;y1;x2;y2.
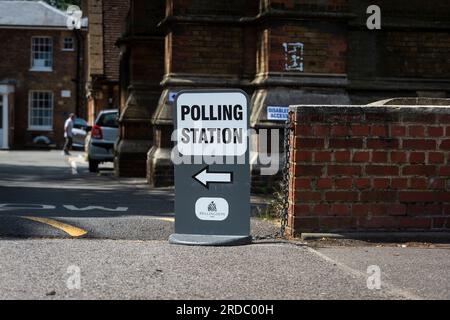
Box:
63;113;75;156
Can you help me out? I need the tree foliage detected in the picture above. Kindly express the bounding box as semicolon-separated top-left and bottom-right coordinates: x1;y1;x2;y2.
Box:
40;0;81;10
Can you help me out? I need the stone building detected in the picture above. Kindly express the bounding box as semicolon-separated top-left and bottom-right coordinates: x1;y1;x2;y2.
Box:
0;1;87;149
115;0;450;189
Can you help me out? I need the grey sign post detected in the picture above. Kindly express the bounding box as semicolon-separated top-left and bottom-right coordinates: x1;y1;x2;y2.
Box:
169;89;251;246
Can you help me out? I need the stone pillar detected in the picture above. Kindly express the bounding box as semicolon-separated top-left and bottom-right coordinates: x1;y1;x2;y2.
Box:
250;0;351;193
147;0;257;187
114;0;165;177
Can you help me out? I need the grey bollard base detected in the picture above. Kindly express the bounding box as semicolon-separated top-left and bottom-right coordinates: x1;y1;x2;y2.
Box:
169;234;252;247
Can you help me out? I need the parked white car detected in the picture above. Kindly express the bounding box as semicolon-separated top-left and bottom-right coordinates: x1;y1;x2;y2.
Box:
86;110;119;172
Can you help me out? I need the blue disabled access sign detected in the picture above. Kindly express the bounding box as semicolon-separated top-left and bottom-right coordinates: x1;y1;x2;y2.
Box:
267;106;289;121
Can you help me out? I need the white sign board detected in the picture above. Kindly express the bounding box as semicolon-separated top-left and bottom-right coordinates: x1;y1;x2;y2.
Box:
267;106;289;121
176;91;248;156
61;90;71;98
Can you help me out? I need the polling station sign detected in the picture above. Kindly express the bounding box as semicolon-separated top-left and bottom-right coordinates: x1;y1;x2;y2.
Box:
176;92;248;156
170;90;251;246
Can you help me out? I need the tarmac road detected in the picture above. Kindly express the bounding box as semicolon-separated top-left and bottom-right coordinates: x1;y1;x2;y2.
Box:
0;150;449;300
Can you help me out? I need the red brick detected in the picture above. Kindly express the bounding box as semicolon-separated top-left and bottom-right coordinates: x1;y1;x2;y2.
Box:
325;191;359;202
439;167;450;176
433;218;446;229
355;178;371;189
427;127;444;137
329;138;363;149
371;125;388;137
391;125;406;137
312;204;329;215
328;165;362;176
404;114;436;123
335;151;351;162
367;138;399;149
293;217;320;232
425;204;443;215
409;178;428;189
366;166;399;176
314;151;332;162
390;151;407;163
360;191;397;202
316;178;333;189
403;139;436;150
429;178;445;190
353;152;370;163
320;217;356;230
351;125;370;136
440;140;450;150
373;178;390;190
294;205;311;216
313;125;330;136
360;216;432;229
296;125;312;136
399;192;436;203
438;115;450;124
407;204;426;215
409;152;425;164
296;138;325;149
295;151;313;162
296;192;322;202
352;204;370;216
295;165;324;177
408;125;425;137
330;205;351;216
370;204;388;216
391;178;408;190
428;152;445;164
359;217;396;229
295;178;311;190
366;113;400;122
399;218;432;229
335;178;353;189
331;125;350;137
372;152;389;163
387;205;407;216
444;205;450;215
402;165;437;176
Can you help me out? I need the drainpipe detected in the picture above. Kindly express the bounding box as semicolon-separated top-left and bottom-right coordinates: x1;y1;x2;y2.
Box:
74;29;84;118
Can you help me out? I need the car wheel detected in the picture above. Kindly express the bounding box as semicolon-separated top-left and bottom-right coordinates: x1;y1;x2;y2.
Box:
89;159;99;173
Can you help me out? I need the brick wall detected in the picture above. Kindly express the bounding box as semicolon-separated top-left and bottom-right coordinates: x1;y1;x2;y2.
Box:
169;25;243;75
0;29;78;147
265;22;347;74
103;0;130;81
288;105;450;236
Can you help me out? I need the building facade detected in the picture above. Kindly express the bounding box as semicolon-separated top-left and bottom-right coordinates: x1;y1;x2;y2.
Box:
115;0;450;189
0;1;86;149
82;0;130;127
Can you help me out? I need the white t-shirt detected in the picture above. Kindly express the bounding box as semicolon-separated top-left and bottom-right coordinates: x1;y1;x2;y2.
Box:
64;118;74;138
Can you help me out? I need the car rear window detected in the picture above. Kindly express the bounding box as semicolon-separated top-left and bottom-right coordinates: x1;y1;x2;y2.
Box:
96;113;118;128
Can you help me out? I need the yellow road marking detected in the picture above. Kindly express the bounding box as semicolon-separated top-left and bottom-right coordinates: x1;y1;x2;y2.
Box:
22;217;88;237
154;217;175;223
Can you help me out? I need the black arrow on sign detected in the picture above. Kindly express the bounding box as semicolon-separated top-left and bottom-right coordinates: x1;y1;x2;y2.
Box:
192;166;233;189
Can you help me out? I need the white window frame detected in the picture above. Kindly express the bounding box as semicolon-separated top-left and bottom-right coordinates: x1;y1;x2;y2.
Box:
30;37;53;72
62;37;75;51
28;91;54;131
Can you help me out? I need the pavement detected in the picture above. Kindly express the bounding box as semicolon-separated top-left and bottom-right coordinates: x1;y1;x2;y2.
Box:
0;150;449;300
